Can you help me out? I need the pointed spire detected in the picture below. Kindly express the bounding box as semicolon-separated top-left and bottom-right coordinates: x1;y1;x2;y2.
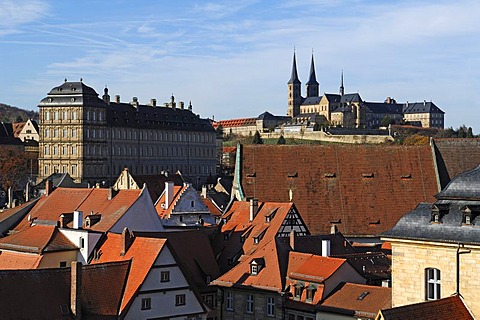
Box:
288;50;301;85
339;69;345;96
306;53;319;85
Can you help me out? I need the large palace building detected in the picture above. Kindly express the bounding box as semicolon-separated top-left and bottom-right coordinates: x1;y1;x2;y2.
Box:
38;80;216;186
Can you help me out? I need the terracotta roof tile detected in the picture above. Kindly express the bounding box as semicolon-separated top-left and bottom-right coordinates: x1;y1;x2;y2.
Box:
320;282;391;318
289;254;346;283
92;232;166;314
14;187;143;232
378;295;473;320
216;118;257;128
240;145;438;235
0;251;43;269
0;225;77;254
155;185;183;217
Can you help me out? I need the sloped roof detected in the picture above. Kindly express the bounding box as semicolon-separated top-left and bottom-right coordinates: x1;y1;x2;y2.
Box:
288;253;346;283
364;102;403;114
0;260;130;319
135;230;221;294
403;101;444;114
240;144;438;236
341;93;362;103
12;122;25;137
432;138;480;189
302;97;322;105
215;118;257;128
0;251;43;269
93;233;166;313
378;295;473;320
212;238;290;292
155;185;183;217
436;164;480;200
0;225;77;254
214;201;307;272
320;282;391;318
15;187;143;232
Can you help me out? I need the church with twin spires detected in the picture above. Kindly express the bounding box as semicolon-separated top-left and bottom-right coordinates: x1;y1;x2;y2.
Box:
287;52;445;129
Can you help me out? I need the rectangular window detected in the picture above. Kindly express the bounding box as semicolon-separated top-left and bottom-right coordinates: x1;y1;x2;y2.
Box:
266;297;275;317
160;271;170;282
72;128;77;138
175;294;186;306
246;294;254;313
44;165;49;175
141;298;151;310
226;292;234;311
426;268;441;300
59;261;67;268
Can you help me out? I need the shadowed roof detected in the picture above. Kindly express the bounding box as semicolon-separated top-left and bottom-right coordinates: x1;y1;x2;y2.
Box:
0;260;130;319
378;295;473;320
240;144;438;236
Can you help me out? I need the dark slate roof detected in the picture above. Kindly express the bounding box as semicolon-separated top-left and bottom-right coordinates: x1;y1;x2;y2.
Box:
340;93;362;103
47;81;99;97
332;105;352;113
0;122;13;138
39;82;110;108
257;111;279;120
381;202;480;245
305;55;319;86
288;53;301;85
324;93;341;103
364;102;403;114
436;164;480;200
302;97;321;105
403;101;444;114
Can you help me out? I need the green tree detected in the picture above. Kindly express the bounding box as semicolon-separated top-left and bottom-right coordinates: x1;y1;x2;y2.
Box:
277;135;286;144
467;127;474;138
0;146;29;191
252;131;263;144
215;124;224;138
381;116;395;127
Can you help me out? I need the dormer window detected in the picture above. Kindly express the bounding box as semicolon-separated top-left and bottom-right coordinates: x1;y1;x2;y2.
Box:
294;284;304;300
464;214;471;225
462;205;480;226
306;287;316;302
250;258;264;276
431;204;449;224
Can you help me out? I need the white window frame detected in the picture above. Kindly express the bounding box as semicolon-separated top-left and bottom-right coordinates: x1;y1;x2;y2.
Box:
175;294;186;306
141;297;151;310
426;268;441;300
160;270;170;283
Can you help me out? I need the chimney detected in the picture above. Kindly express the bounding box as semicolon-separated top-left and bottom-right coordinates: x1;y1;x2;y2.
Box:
330;224;338;234
60;214;67;228
424;100;426;106
150;98;157;107
107;187;117;200
201;185;207;198
7;187;13;209
321;239;331;257
165;181;175;208
121;227;134;256
73;211;83;229
71;261;82;320
289;230;296;250
179;101;185;110
46;179;53;196
131;97;139;107
170;95;176;109
188;101;193;111
25;182;30;202
102;87;110;105
114;95;120;103
249;198;258;222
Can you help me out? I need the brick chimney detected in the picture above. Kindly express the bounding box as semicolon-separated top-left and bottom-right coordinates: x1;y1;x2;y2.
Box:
71;261;82;320
120;227;134;256
46;179;53;196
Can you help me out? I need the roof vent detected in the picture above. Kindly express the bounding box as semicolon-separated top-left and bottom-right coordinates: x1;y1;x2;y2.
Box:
324;173;336;178
287;172;298;178
357;291;369;300
362;173;374;178
401;174;412;179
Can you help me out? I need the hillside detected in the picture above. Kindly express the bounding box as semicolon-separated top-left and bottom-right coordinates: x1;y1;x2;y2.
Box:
0;103;38;123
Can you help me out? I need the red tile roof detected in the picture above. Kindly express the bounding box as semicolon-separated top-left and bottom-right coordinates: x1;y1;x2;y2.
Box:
92;232;166;314
154;185;184;217
0;251;43;269
240;144;439;235
289;253;346;283
378;295;473;320
14;187;143;232
0;225;77;254
212;238;290;293
320;282;391;319
214;118;257;128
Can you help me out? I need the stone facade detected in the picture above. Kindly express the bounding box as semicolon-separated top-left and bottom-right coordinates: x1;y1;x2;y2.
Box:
38;81;216;186
388;239;480;318
221;288;282;320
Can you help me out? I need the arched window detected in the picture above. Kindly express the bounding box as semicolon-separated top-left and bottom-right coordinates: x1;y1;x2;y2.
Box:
426;268;441;300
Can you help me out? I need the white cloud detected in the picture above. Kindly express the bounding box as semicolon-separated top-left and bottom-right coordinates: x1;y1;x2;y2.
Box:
0;0;48;31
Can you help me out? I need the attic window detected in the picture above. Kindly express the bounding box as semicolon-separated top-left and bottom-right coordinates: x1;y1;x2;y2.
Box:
362;173;374;178
250;258;264;275
324;173;336;178
294;284;304;300
431;204;449;224
357;291;369;300
401;174;412;179
306;287;316;302
287;172;298;178
246;172;256;178
265;208;278;223
253;226;268;244
369;220;380;226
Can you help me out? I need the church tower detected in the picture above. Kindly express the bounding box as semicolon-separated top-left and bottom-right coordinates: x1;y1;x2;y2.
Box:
339;70;345;96
305;53;319;98
287;51;302;117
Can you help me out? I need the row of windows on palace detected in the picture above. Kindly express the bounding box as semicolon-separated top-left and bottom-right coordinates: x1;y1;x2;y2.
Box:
43;127;214;143
43;144;215;158
43;108;197;123
224;292;277;318
43;162;215;177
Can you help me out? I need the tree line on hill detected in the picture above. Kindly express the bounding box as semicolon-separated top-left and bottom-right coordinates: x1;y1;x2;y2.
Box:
0;103;39;123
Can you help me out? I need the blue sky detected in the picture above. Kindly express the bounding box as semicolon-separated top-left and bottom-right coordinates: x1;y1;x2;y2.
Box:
0;0;479;131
